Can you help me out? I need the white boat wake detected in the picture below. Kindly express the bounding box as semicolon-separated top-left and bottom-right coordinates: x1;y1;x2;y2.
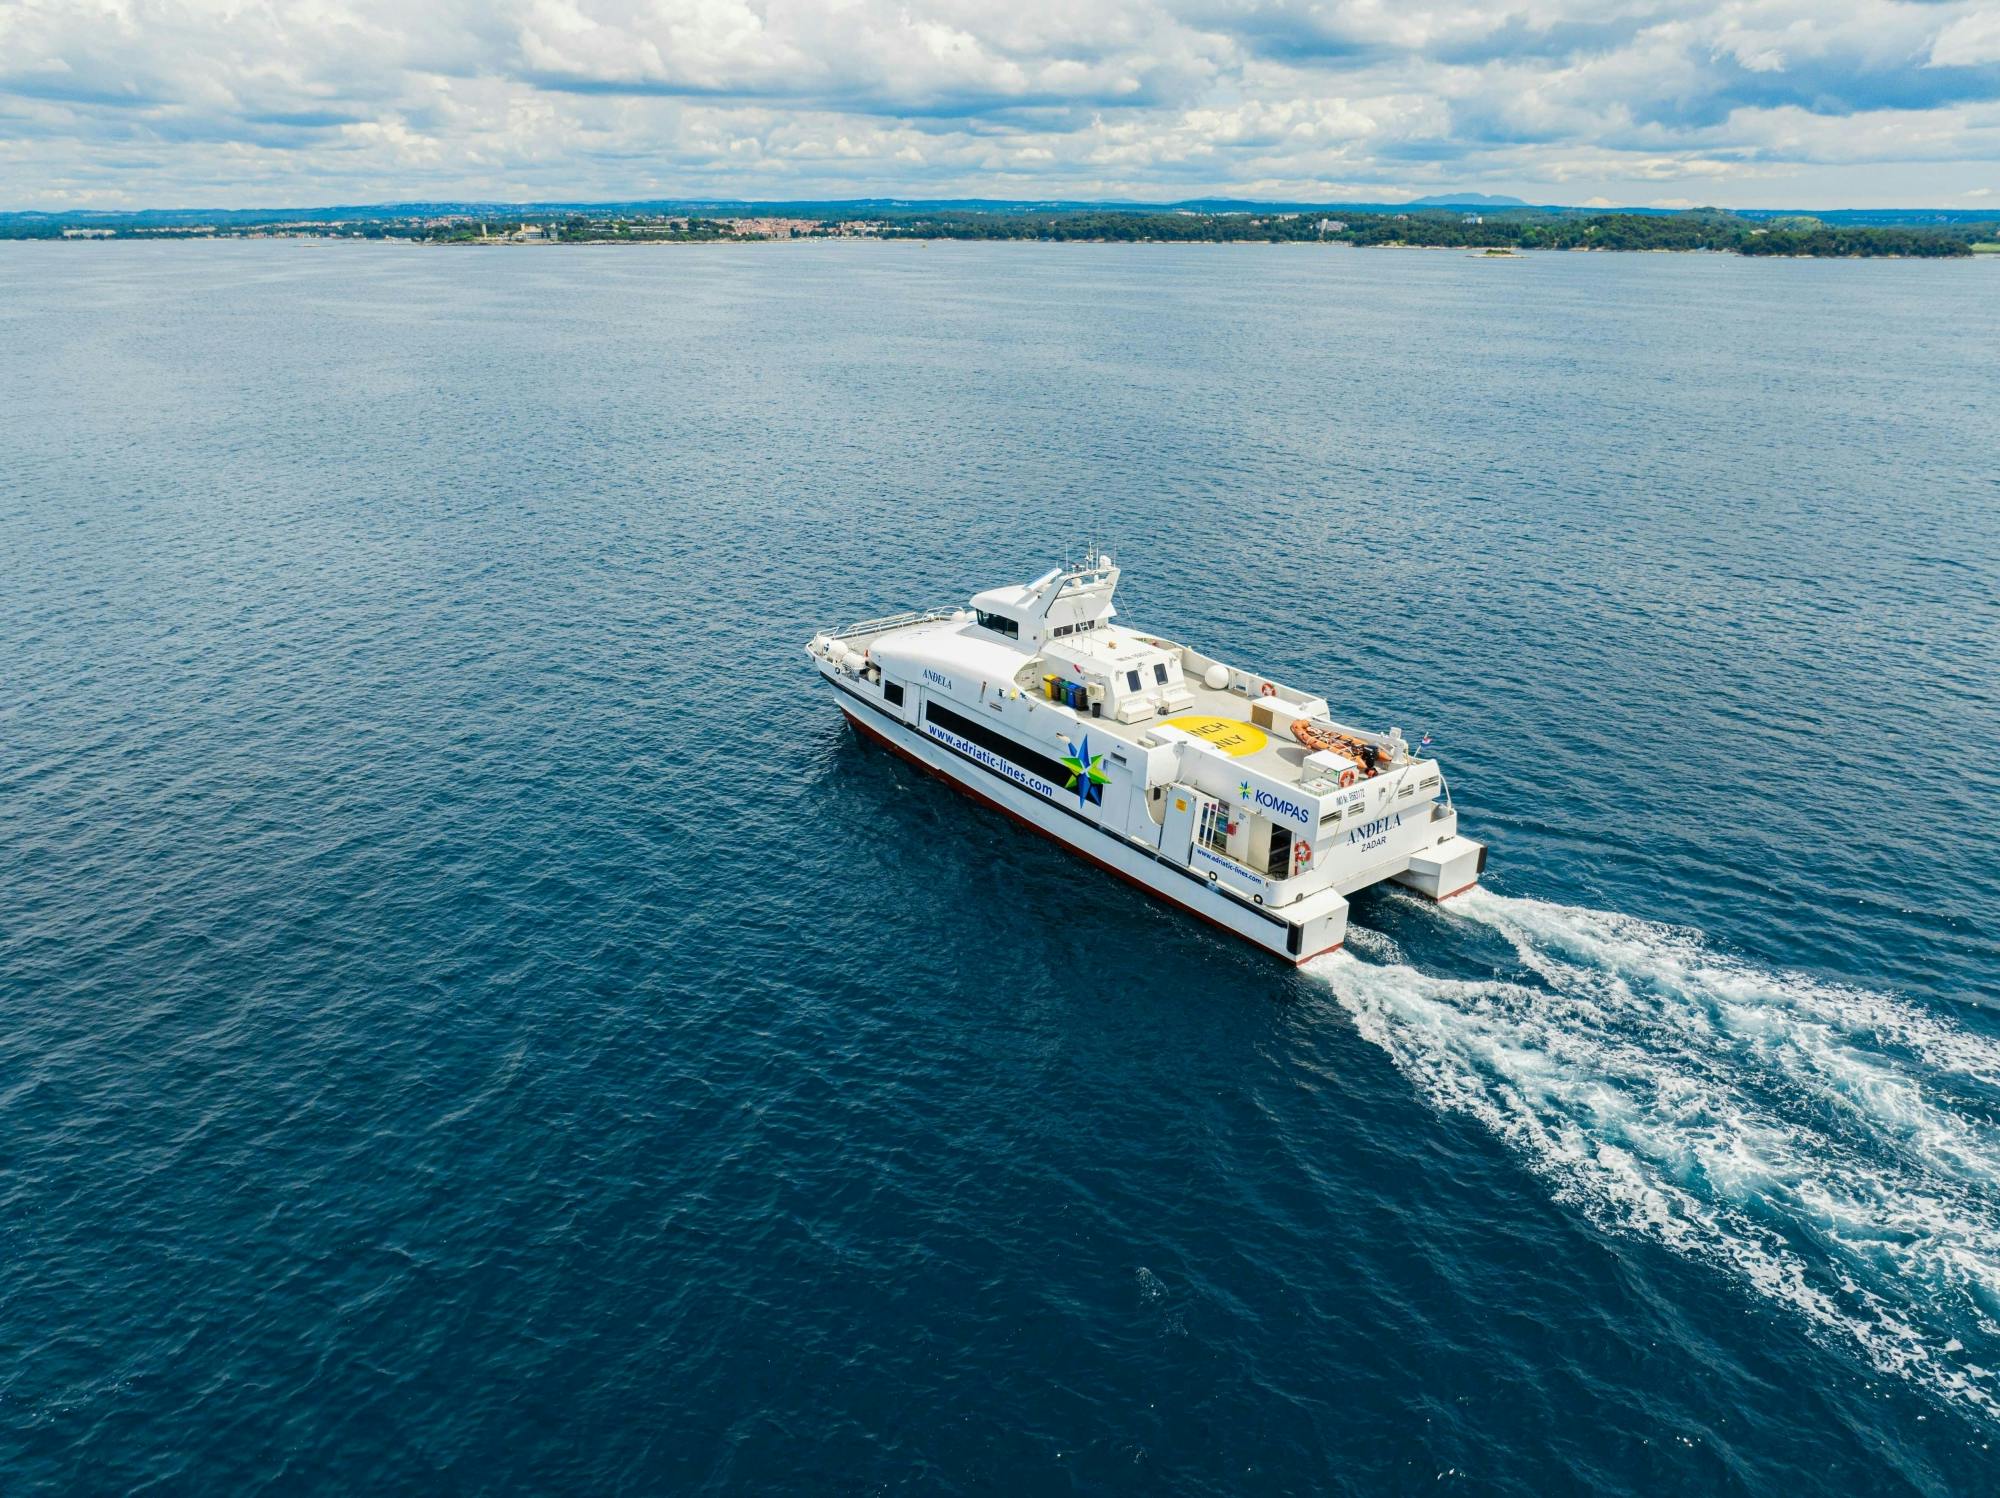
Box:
1315;890;2000;1422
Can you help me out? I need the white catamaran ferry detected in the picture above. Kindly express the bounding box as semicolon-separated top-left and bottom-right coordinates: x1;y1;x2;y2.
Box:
807;556;1485;963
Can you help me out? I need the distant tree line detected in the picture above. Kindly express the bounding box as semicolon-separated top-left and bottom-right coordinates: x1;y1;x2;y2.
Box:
873;209;1986;257
6;205;1992;256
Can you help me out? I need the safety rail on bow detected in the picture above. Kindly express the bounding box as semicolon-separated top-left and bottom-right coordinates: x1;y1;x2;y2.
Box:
827;608;959;642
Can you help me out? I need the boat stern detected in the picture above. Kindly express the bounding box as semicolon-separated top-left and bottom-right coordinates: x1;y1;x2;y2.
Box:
1390;835;1487;903
1287;888;1350;965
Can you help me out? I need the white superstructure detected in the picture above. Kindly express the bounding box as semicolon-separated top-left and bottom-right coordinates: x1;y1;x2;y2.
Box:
806;555;1485;964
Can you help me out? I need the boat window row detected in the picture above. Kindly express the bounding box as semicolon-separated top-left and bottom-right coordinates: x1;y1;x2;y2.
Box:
1050;620;1099;638
1119;663;1174;693
925;703;1076;794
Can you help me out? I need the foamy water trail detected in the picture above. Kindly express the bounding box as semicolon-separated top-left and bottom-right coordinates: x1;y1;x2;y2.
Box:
1312;889;2000;1420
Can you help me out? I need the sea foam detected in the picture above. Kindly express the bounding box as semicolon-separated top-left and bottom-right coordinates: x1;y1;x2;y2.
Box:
1311;889;2000;1420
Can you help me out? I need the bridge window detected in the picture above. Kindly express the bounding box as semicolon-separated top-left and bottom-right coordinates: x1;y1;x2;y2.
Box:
975;610;1019;639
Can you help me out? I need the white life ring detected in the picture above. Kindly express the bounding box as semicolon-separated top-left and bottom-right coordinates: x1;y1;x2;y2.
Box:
1339;768;1357;788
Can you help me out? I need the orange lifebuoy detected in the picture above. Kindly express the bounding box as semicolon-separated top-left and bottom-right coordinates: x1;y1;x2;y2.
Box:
1293;841;1313;870
1339;768;1357;788
1259;682;1276;697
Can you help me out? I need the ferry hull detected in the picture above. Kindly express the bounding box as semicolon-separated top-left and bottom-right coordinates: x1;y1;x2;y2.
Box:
833;689;1345;965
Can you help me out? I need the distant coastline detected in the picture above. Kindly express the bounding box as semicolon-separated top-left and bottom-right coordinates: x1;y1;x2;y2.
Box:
6;204;1994;258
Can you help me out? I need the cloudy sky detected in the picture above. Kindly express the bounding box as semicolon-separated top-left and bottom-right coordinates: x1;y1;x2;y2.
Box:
2;0;1997;209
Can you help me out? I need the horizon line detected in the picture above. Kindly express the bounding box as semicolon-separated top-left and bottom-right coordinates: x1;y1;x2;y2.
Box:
6;195;1995;219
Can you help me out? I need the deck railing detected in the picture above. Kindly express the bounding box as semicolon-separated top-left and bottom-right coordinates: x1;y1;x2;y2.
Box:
827;608;959;642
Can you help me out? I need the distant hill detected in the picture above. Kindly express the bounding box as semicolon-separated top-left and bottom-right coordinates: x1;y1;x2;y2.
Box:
1403;193;1533;208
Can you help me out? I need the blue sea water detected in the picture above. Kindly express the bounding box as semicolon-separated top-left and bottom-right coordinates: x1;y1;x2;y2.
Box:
2;239;1998;1495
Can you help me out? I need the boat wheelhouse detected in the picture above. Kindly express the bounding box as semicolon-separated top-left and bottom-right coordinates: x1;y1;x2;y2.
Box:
807;556;1484;964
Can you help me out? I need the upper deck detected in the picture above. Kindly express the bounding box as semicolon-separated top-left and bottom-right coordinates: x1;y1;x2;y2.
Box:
1049;663;1318;781
817;556;1426;799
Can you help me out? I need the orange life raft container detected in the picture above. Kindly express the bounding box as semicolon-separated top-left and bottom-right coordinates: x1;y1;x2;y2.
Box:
1289;719;1381;776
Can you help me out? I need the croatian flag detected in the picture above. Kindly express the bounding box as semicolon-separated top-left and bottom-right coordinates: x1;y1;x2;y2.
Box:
1420;732;1434;750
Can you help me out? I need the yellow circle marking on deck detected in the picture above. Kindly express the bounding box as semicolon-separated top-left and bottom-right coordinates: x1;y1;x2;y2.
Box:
1161;714;1268;758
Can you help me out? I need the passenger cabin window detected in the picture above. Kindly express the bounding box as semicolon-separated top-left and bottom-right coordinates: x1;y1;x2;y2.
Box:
925;702;1075;793
883;681;905;708
1125;670;1142;692
1053;624;1074;638
975;610;1019;639
1153;663;1169;684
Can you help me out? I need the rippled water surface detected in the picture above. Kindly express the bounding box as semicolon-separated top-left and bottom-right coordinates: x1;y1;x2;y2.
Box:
3;241;1998;1494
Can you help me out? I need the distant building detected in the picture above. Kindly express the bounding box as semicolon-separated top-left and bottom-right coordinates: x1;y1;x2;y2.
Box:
728;217;820;238
61;228;115;238
1316;219;1347;236
1463;213;1484;225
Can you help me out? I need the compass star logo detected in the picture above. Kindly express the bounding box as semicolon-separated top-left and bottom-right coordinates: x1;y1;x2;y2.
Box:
1061;735;1110;809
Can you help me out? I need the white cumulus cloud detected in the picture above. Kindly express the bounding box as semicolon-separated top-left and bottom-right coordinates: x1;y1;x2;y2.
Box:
0;0;1995;206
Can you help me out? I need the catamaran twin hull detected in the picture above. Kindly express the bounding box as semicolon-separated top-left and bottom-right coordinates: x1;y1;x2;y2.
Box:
807;557;1485;965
